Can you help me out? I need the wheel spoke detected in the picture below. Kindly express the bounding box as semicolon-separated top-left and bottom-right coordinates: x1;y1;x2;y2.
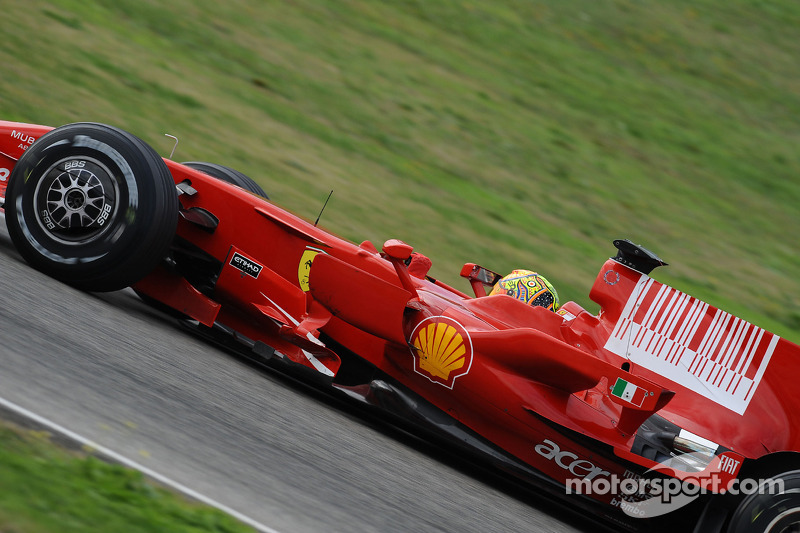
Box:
34;158;118;242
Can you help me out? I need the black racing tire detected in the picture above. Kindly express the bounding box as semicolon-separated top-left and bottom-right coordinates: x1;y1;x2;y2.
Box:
5;122;178;292
726;471;800;533
182;161;268;198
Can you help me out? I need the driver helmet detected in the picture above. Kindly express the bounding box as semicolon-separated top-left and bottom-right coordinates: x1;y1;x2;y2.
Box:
489;269;560;311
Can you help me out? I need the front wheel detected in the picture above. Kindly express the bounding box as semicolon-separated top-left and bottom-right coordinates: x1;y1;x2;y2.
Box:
5;122;178;292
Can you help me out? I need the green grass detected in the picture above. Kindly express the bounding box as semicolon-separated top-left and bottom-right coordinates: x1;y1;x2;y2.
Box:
0;421;254;533
1;0;798;340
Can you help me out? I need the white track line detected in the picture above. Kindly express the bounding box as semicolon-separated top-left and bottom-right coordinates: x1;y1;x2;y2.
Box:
0;395;282;533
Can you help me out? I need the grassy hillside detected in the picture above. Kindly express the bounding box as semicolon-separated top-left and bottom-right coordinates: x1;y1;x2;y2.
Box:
1;0;798;339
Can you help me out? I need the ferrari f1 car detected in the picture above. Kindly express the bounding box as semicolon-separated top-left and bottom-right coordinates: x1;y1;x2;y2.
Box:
2;121;799;533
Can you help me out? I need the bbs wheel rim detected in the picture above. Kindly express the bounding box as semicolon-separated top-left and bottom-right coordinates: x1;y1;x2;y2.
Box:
33;156;120;245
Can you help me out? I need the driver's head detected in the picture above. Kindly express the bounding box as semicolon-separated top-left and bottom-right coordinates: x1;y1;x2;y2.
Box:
489;269;559;311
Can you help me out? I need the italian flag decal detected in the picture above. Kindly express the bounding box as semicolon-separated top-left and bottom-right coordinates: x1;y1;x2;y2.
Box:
611;377;647;407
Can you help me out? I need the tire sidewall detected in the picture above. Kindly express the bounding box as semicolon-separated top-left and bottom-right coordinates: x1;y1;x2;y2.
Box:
727;471;800;533
5;123;176;290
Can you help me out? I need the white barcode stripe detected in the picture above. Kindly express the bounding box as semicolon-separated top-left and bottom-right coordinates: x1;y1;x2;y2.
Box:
663;292;691;339
647;289;683;355
670;299;707;365
679;300;707;347
717;319;741;370
719;318;747;369
743;335;779;402
733;326;759;375
634;284;669;346
652;289;680;335
736;328;765;376
698;310;728;358
643;285;671;331
654;292;690;361
693;308;718;356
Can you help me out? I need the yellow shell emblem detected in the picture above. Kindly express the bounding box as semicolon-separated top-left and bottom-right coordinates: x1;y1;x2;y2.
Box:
409;316;473;388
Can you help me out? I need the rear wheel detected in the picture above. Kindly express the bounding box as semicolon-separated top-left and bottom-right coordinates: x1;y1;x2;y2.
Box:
727;471;800;533
5;122;178;292
182;161;268;198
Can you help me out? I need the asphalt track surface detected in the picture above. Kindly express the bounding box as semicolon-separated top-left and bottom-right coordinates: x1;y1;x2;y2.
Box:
0;217;597;533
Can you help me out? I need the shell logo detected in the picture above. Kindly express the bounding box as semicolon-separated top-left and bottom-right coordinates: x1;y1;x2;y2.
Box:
409;316;473;388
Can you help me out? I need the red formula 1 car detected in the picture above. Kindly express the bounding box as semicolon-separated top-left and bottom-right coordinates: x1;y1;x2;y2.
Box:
2;121;799;533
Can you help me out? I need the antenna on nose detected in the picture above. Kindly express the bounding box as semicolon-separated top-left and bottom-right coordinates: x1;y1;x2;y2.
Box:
315;190;334;227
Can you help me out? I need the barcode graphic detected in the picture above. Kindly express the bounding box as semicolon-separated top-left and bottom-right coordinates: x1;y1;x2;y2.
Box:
604;276;778;415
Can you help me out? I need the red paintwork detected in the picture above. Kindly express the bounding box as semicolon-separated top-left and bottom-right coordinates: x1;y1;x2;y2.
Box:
3;120;799;518
0;122;54;202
